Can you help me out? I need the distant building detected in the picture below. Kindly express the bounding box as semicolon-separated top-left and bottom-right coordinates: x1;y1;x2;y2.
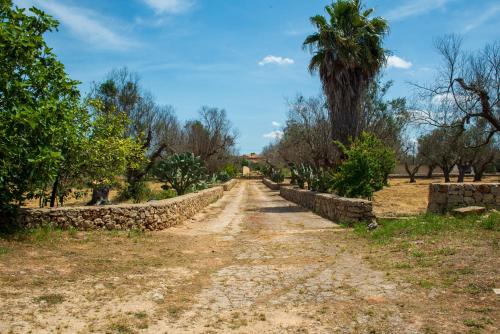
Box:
241;153;265;164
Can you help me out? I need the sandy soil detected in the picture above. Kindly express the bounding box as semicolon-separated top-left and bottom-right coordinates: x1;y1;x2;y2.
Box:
1;180;497;333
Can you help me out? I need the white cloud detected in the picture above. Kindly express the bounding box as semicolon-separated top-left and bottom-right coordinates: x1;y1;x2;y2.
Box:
258;56;294;66
15;0;135;50
385;0;452;21
463;4;500;32
386;55;413;69
142;0;194;14
271;121;281;127
263;130;284;140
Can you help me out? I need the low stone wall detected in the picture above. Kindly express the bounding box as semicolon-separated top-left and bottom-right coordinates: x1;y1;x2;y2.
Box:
18;187;224;231
280;187;375;225
262;178;288;191
427;183;500;213
222;179;238;191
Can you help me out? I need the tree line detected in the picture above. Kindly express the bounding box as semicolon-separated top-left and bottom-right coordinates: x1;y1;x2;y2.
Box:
262;0;498;198
0;2;238;224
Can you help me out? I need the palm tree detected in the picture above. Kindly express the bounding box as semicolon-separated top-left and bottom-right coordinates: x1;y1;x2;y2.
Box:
303;0;388;149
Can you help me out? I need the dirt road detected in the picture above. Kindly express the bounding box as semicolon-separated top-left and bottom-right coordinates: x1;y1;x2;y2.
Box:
1;180;423;333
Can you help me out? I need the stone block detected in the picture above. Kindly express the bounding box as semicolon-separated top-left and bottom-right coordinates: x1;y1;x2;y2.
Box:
452;206;486;216
483;194;494;204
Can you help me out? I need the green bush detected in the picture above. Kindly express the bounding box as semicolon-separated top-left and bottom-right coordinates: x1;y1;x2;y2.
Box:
119;181;152;203
151;189;177;200
154;153;206;195
223;164;238;177
216;171;231;183
291;164;314;189
333;132;395;199
311;168;334;193
270;169;285;183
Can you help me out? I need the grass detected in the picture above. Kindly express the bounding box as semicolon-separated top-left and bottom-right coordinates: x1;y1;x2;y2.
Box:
347;209;499;333
353;212;500;244
34;293;65;305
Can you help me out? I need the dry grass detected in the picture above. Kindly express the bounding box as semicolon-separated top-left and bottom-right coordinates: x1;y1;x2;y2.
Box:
344;212;500;333
373;176;500;217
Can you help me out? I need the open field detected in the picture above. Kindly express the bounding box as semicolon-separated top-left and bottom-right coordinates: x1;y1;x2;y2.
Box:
1;180;498;333
373;176;500;217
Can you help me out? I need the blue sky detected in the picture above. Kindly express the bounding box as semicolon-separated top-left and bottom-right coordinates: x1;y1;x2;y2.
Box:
14;0;500;153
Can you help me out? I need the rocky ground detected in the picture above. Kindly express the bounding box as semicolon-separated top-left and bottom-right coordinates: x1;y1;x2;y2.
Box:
0;180;498;333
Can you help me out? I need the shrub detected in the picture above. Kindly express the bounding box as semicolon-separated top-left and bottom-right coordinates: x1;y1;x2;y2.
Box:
311;168;334;193
119;181;152;203
151;189;177;200
224;164;238;178
291;164;314;189
270;169;285;183
333;132;395;199
216;171;231;183
154;153;206;195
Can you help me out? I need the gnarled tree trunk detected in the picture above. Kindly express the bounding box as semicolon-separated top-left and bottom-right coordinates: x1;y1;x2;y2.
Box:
88;186;110;206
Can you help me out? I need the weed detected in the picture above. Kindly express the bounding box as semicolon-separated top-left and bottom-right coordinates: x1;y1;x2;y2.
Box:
134;311;147;319
0;246;10;255
418;280;433;289
110;323;133;334
463;319;484;329
34;293;65;305
435;247;456;256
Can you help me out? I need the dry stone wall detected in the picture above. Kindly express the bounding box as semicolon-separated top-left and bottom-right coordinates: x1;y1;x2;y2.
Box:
427;183;500;213
280;187;375;225
18;187;224;231
262;178;288;191
222;179;238;191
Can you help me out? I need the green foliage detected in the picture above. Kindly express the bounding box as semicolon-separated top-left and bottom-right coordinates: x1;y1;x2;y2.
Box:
118;181;151;203
155;153;206;195
216;163;238;183
291;164;314;189
303;0;389;145
0;2;81;214
224;163;238;177
333;132;395;199
310;168;334;193
152;189;177;201
216;171;231;183
270;169;285;183
83;99;146;202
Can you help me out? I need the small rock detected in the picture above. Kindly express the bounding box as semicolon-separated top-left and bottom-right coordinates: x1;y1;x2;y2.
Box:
367;222;378;230
94;283;105;290
150;290;165;303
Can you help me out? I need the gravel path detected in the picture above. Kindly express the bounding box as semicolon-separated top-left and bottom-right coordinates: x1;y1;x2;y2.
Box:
153;180;417;333
0;180;421;333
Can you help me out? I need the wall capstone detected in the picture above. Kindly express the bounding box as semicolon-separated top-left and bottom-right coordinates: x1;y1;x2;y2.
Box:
280;186;375;225
222;179;238;191
262;178;289;191
18;186;224;231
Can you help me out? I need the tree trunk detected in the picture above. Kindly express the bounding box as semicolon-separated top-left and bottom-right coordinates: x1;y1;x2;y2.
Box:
457;165;467;183
442;166;452;183
88;186;110;206
404;162;421;183
426;164;436;178
323;67;366;161
473;170;483;182
49;174;60;208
